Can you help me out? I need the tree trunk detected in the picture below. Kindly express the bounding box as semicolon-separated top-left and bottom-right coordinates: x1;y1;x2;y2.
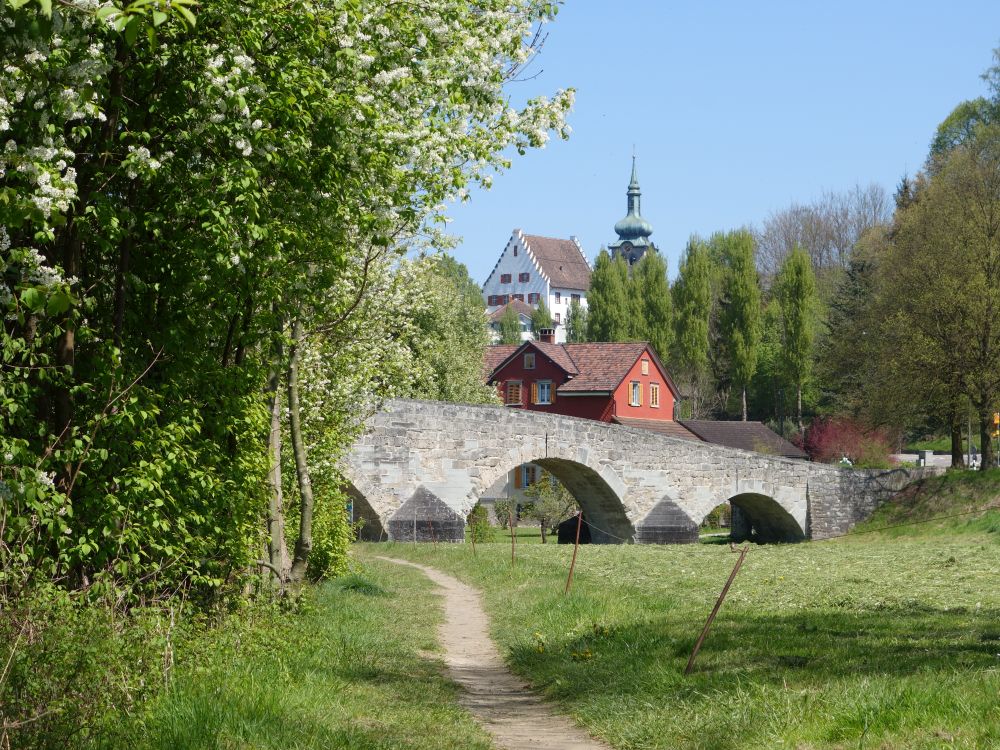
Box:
796;383;803;434
539;522;547;544
979;411;994;471
287;317;314;583
950;403;965;468
265;330;288;585
741;387;748;421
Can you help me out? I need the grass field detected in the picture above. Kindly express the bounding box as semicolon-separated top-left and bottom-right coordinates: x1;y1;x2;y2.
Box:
357;501;1000;749
92;472;1000;750
104;564;492;750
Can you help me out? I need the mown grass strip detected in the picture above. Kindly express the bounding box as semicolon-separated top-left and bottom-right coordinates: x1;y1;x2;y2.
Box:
361;534;1000;749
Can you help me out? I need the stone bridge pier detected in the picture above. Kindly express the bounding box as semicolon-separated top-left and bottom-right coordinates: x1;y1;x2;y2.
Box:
343;400;938;544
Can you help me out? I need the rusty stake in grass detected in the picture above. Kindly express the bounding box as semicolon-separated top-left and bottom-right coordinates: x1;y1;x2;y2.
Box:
684;544;749;675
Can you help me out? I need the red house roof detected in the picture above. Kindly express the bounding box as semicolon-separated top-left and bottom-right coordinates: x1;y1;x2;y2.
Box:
485;340;680;398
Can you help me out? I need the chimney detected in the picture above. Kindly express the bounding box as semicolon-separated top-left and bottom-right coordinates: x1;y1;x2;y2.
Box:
539;328;555;344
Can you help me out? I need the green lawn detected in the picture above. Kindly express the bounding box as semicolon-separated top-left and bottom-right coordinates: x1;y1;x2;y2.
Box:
105;565;492;750
356;528;1000;749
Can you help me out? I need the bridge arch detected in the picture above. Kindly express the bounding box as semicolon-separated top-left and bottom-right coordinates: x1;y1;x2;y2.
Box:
727;492;805;543
472;442;633;543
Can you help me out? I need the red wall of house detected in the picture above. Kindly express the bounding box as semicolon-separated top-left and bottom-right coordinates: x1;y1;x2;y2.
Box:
492;347;569;411
552;395;615;421
611;347;676;420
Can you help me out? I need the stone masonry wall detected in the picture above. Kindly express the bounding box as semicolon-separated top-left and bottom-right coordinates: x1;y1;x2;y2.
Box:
343;400;939;543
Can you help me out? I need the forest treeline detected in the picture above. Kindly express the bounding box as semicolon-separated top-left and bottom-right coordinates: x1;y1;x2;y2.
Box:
571;52;1000;469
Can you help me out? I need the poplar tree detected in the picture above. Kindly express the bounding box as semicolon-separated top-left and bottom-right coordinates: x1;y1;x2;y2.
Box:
631;252;673;361
566;298;588;342
672;238;713;416
531;298;554;334
498;304;524;345
587;249;631;341
774;245;817;431
719;230;763;420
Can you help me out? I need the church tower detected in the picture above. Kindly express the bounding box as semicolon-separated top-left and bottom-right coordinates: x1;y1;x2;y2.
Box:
608;156;657;265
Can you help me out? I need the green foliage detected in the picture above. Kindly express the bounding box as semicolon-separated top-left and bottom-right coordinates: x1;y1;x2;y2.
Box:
774;245;817;425
530;298;553;334
586;249;631;342
630;251;672;362
467;504;496;544
1;0;572;599
521;473;576;542
717;229;762;418
494;499;514;530
565;297;588;342
0;583;191;748
404;255;498;405
498;304;524;345
671;237;713;414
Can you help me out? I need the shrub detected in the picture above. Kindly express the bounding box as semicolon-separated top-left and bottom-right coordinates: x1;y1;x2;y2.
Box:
467;505;496;543
797;418;898;468
494;499;514;529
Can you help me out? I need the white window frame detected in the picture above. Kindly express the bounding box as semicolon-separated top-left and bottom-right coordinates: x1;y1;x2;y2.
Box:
630;380;642;407
641;358;649;376
536;380;552;405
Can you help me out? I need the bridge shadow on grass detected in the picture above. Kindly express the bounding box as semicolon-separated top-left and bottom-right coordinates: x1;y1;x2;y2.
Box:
507;604;1000;697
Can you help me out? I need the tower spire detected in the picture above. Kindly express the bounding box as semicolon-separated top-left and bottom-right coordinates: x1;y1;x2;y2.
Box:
627;152;641;215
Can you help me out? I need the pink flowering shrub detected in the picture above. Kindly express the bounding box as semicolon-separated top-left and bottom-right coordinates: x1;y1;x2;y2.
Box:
796;418;898;468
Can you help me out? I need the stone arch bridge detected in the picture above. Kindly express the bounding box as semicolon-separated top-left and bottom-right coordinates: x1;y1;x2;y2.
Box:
344;400;935;544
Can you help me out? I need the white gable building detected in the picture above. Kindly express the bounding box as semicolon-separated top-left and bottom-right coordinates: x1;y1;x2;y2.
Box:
482;230;591;344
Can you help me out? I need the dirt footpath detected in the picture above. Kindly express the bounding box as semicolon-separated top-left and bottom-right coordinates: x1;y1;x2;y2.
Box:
377;557;611;750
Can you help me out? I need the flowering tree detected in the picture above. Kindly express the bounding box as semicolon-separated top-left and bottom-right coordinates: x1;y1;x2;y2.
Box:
1;0;573;592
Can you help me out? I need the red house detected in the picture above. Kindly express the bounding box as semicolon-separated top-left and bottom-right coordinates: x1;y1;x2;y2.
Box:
484;330;684;429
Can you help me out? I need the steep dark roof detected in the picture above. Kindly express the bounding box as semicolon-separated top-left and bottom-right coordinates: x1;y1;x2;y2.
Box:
531;341;579;375
556;342;650;392
485;340;579;379
484;345;519;375
488;299;534;321
679;420;809;460
522;234;592;291
613;417;701;441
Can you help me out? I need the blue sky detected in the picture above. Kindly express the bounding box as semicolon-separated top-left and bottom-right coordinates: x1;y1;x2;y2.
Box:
445;1;1000;283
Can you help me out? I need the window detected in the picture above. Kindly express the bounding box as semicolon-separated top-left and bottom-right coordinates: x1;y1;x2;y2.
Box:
528;292;540;303
533;380;553;405
571;293;581;302
641;358;649;376
519;272;530;282
524;352;535;369
499;295;509;305
554;312;561;324
515;464;537;489
629;381;642;407
513;246;518;256
505;381;522;405
512;293;524;302
500;273;511;284
554;292;561;303
650;383;660;408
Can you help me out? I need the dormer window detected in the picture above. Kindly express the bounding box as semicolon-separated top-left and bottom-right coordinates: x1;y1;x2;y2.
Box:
524;352;535;369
